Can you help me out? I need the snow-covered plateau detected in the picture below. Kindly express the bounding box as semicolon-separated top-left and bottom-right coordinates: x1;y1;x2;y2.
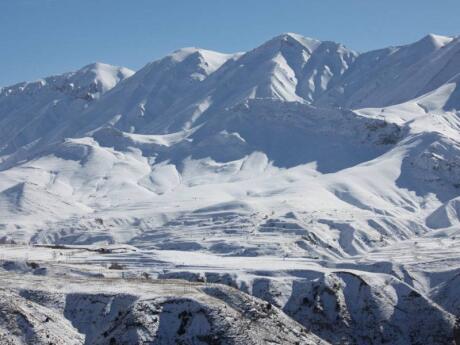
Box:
1;33;460;344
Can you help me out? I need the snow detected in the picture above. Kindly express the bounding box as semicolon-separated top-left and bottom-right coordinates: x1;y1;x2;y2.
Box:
1;32;460;344
318;34;459;109
74;62;135;94
0;257;329;345
425;33;455;48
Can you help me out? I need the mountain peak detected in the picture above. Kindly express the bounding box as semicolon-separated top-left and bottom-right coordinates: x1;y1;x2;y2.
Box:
139;47;233;80
418;33;454;48
168;47;238;74
0;62;134;101
70;62;134;94
169;47;207;62
262;32;322;53
78;61;113;72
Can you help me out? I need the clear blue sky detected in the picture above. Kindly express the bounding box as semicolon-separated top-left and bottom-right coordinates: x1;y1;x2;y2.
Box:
1;0;459;87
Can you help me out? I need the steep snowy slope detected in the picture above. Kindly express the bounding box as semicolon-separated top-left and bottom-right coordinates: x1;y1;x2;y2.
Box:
186;33;356;109
318;34;458;108
67;48;239;135
61;33;356;135
0;63;134;158
357;80;460;230
444;73;460;110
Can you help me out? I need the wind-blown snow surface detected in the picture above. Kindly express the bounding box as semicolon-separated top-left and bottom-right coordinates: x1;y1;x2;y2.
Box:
1;33;460;344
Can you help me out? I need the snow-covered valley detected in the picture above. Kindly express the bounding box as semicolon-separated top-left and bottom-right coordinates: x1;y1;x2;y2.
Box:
1;32;460;344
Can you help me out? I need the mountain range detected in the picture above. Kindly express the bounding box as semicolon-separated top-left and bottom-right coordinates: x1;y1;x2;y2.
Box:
1;33;460;344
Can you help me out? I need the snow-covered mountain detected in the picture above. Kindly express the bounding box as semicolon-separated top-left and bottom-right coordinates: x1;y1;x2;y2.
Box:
0;63;133;159
317;34;457;107
1;33;460;344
